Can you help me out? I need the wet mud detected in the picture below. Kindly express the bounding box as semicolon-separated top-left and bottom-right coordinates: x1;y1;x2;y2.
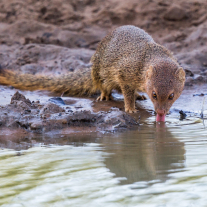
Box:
0;91;141;134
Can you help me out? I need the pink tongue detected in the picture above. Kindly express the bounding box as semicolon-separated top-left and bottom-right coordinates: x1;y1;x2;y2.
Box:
156;114;165;122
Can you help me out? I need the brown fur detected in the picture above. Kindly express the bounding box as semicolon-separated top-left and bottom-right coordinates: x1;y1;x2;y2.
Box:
91;25;185;113
0;67;96;96
0;25;185;114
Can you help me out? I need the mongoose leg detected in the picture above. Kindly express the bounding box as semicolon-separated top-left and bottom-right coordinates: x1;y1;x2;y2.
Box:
135;92;147;100
121;85;137;113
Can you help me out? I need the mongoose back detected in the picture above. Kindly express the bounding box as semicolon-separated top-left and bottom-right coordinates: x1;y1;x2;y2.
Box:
0;25;185;121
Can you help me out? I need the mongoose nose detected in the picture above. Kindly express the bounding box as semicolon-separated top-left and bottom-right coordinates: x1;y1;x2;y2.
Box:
157;109;165;115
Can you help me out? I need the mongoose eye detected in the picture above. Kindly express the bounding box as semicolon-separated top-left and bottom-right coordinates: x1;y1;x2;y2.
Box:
152;91;157;100
168;93;174;100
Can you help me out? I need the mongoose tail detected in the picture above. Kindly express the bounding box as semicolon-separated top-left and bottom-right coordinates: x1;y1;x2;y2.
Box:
0;68;96;96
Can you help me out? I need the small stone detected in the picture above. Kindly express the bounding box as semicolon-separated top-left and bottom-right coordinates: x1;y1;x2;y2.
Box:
179;110;187;120
49;97;65;106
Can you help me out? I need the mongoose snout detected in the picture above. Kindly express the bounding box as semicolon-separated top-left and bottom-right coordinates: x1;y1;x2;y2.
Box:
145;64;185;121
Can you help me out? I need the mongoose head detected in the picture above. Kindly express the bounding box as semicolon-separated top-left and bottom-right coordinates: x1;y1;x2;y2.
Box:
145;63;185;122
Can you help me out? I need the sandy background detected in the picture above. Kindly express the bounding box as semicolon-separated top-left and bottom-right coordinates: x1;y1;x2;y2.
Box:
0;0;206;86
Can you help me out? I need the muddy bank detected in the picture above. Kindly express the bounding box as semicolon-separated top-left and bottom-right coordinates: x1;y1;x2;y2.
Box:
0;91;143;134
1;83;206;137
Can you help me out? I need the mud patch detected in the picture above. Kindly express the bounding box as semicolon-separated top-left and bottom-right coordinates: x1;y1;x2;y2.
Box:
0;91;140;135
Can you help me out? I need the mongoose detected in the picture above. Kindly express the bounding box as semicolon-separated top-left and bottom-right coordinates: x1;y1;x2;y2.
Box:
0;25;185;122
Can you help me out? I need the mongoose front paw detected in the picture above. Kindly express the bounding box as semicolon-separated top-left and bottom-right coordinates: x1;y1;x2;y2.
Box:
97;95;109;101
125;108;138;113
96;96;103;101
96;94;112;101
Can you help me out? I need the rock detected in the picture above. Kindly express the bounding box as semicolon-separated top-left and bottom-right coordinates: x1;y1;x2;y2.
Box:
184;69;194;77
40;102;65;115
49;97;65;106
162;32;186;43
194;75;204;83
12;100;31;111
11;91;31;106
30;121;44;130
179;110;187;120
185;77;194;86
66;111;98;125
185;22;207;44
164;5;187;21
177;48;207;75
200;71;207;76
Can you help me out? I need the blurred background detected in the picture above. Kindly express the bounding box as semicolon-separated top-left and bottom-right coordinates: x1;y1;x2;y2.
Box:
0;0;206;86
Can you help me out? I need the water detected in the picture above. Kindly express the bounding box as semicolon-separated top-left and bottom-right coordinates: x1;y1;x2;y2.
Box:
1;115;207;207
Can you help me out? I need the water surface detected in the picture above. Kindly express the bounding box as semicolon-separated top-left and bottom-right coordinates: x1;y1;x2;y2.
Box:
1;115;207;207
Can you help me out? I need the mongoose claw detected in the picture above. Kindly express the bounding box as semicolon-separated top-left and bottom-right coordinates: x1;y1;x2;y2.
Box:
125;108;138;113
96;94;112;101
96;96;103;101
96;95;107;101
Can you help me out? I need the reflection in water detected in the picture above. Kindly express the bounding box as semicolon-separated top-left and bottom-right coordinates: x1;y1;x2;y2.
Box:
103;123;185;184
0;123;185;185
0;124;186;186
1;119;207;206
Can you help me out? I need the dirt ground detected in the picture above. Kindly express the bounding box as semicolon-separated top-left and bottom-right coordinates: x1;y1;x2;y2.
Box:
0;0;207;136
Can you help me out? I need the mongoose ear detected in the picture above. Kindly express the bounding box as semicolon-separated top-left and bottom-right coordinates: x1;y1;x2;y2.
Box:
146;65;154;78
175;67;185;82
